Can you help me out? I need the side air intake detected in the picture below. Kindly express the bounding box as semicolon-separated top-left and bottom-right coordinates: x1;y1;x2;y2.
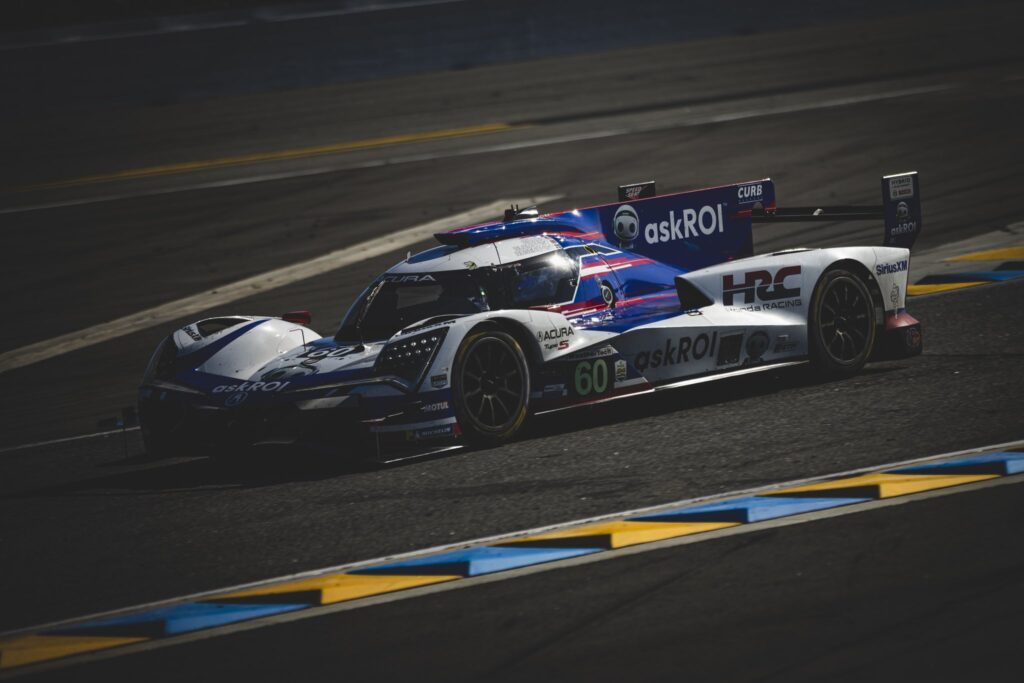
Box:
674;276;714;311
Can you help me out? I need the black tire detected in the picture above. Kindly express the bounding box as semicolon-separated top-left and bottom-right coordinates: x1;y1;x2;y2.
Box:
808;268;876;378
452;329;530;444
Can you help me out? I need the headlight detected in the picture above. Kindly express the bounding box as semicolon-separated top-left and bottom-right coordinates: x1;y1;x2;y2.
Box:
142;336;178;384
376;328;448;385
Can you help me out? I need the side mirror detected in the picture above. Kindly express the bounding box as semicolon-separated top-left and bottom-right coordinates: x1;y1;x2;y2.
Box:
282;310;312;326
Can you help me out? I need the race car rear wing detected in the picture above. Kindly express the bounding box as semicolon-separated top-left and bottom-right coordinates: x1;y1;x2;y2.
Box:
750;171;922;250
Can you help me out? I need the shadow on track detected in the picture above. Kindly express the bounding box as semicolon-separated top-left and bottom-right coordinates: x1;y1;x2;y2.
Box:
12;364;907;497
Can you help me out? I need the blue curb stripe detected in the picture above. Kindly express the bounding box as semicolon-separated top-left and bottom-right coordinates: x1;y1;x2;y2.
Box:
890;452;1024;476
48;602;308;638
6;446;1023;672
630;496;870;524
351;546;600;577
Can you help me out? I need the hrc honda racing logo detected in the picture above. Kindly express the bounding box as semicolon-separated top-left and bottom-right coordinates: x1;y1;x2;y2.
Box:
723;266;802;310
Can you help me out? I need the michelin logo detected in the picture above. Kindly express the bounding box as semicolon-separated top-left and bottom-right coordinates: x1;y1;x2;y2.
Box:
644;204;726;244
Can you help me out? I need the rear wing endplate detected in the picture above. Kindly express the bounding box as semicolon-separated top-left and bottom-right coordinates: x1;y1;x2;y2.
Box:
751;171;922;250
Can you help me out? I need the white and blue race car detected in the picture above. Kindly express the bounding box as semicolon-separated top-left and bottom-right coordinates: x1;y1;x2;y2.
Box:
139;173;923;460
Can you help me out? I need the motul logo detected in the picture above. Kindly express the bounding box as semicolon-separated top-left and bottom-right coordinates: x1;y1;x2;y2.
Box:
722;266;801;306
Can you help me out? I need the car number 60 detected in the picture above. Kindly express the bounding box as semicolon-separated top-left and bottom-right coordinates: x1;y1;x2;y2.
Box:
574;359;609;396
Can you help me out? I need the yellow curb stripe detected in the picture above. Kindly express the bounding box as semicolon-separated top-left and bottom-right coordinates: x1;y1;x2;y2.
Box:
22;122;520;191
771;472;997;499
0;634;146;669
218;573;459;605
945;246;1024;261
907;281;986;296
507;520;738;549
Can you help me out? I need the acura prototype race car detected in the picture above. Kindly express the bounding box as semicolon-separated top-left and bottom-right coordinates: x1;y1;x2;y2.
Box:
139;172;924;461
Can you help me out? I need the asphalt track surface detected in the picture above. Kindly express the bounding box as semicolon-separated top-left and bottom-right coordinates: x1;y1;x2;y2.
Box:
1;2;1023;679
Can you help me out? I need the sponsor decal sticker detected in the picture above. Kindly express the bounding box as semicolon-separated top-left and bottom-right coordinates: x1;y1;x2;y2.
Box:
643;204;726;244
224;392;248;407
737;183;763;204
565;345;616;361
183;325;202;342
907;327;922;349
876;259;909;276
634;332;718;372
614;359;627;382
613;204;640;245
543;383;566;396
723;266;801;307
538;326;575;342
745;331;770;362
212;381;291;394
889;175;914;199
430;373;448;388
410;424;455;440
889;209;916;236
773;334;797;353
421;401;449;413
381;274;436;283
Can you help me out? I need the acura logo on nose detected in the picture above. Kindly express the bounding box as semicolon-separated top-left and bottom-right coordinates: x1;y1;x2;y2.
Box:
225;392;247;407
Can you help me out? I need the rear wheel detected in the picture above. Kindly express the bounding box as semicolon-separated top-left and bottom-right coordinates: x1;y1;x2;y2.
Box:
452;330;530;444
808;268;876;377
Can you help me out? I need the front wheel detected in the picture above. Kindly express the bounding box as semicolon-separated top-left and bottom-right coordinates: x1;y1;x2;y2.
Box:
808;268;876;378
452;330;530;444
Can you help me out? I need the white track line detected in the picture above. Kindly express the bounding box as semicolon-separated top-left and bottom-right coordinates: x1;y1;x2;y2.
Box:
3;439;1021;678
0;83;955;216
0;427;140;455
0;197;558;375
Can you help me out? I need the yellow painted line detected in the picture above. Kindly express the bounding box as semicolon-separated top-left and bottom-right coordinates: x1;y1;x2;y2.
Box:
945;246;1024;261
0;634;146;669
907;281;986;296
22;122;520;191
219;573;459;605
507;520;738;549
772;472;997;499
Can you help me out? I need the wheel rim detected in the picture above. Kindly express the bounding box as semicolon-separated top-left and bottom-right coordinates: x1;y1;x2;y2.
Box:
460;337;526;430
818;277;872;363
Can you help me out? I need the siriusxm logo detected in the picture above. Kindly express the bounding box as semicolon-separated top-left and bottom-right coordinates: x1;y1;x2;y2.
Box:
644;204;726;244
876;260;909;276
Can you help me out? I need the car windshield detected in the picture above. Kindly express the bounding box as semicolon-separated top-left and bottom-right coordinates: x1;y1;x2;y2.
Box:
501;250;579;308
338;272;491;341
336;248;580;341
